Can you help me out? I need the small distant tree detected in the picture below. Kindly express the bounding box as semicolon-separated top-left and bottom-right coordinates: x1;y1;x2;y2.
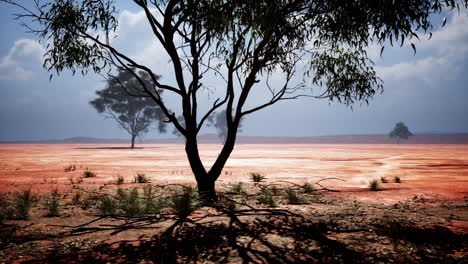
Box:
90;68;166;148
389;122;413;144
208;110;243;144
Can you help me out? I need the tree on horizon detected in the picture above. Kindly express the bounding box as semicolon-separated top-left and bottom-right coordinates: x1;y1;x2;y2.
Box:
389;122;413;144
3;0;466;201
90;68;166;148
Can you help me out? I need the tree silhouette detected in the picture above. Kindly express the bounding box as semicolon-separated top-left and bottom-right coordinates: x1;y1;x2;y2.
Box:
3;0;466;201
389;122;413;144
90;68;166;148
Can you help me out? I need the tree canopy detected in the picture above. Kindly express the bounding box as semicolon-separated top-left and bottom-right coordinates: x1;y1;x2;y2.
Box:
3;0;467;200
389;122;413;143
90;68;166;148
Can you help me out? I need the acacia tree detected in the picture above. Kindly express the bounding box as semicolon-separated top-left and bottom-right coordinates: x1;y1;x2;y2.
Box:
389;122;413;144
90;68;166;148
3;0;466;201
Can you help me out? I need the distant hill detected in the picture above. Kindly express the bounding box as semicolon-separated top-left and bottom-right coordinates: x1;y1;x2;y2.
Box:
2;133;468;144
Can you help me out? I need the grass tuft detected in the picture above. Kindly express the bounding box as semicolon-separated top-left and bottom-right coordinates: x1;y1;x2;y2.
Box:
98;195;117;216
369;179;380;191
170;186;199;218
44;188;61;217
258;187;276;207
302;183;315;193
229;182;245;194
284;188;305;205
380;177;388;183
134;173;150;183
116;175;124;185
394;176;401;183
117;188;144;218
83;170;96;178
13;188;38;220
250;172;266;183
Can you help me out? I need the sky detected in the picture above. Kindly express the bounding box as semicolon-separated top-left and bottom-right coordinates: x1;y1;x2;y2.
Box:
0;3;467;141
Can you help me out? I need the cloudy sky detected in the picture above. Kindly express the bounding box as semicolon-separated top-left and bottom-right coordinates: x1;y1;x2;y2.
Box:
0;3;467;141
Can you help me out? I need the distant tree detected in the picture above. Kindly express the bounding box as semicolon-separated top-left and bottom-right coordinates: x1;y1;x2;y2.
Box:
389;122;413;144
4;0;466;201
90;68;166;148
208;110;243;144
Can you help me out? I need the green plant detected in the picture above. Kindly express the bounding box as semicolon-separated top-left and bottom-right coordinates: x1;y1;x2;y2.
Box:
394;176;401;183
134;173;150;183
302;183;315;193
369;179;380;191
250;172;266;183
98;195;117;216
142;185;165;214
284;188;304;205
117;188;144;218
45;188;61;216
258;188;276;207
170;186;199;218
0;193;14;221
83;170;96;178
116;175;124;185
269;185;281;196
229;182;244;194
13;188;38;220
80;193;100;210
380;177;388;183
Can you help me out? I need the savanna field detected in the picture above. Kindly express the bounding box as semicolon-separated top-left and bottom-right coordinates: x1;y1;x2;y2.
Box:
0;144;467;263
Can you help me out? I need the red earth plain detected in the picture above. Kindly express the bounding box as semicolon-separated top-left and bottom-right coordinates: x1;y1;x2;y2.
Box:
1;143;467;263
0;143;467;203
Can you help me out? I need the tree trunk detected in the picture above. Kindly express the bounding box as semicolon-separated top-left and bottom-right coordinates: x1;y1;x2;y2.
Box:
131;135;136;149
185;135;217;202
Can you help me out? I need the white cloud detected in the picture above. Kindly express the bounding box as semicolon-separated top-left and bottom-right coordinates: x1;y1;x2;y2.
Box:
376;11;468;84
0;38;45;81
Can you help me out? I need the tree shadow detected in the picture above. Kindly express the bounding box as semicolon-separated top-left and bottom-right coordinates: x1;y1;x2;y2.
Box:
12;203;466;264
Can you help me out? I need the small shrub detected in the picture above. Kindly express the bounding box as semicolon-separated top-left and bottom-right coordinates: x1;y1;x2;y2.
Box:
270;185;281;196
142;185;165;214
250;172;266;183
394;176;401;183
80;193;100;210
380;177;388;183
44;188;61;216
116;175;124;185
170;186;199;217
0;194;14;221
284;188;304;205
64;164;76;172
302;183;315;193
71;191;83;205
134;173;150;183
117;188;144;218
83;170;96;178
258;188;276;207
229;182;245;194
98;195;117;216
13;188;38;220
369;179;380;191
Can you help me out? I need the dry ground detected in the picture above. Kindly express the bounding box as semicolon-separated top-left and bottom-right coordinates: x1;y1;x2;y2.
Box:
0;144;467;263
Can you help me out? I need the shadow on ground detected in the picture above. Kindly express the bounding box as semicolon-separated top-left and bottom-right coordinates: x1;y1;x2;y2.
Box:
2;202;465;264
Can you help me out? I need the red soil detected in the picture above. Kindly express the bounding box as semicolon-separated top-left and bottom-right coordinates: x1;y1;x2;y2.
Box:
0;144;467;203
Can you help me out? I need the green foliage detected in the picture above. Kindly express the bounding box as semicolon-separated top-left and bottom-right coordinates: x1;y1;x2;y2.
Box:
389;122;413;143
116;175;124;185
117;188;144;218
134;173;150;183
394;176;402;183
83;170;96;178
13;188;38;220
284;188;305;205
229;182;245;194
369;179;381;191
170;186;199;218
250;172;266;183
98;195;117;216
44;188;61;217
380;177;388;183
302;183;315;193
257;188;276;207
142;185;165;214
